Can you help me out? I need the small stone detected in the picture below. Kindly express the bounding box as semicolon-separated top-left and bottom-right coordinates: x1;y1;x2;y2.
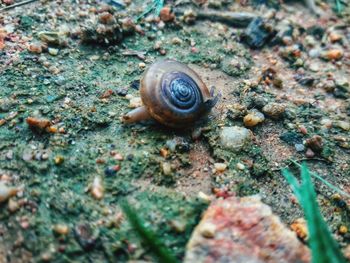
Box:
104;165;120;176
262;103;286;119
305;148;315;158
199;222;216;238
214;163;227;173
138;62;146;69
171;37;183;45
169;220;186;233
91;176;104;200
219;126;251;151
339;225;348;235
159;6;175;22
308;48;320;58
290;218;308;240
298;125;307;135
41;252;52;262
8;198;19;213
159;148;168;158
0;182;18;203
129;97;142;108
304;35;316;47
48;48;59;56
98;12;116;25
236;163;245;170
308;62;320;72
28;42;42;54
321;49;343;60
329;32;342;43
197;191;212;203
161;162;172;176
243;110;265;127
53;224;70;235
116;88;128;97
54;155;64;165
74;223;99;250
5;150;13;160
241;17;276;49
295;144;305;152
305;135;323;152
336;121;350;131
54;76;66;86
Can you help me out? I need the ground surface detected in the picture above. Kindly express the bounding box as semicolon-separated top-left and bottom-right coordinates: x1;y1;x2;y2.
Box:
0;0;349;262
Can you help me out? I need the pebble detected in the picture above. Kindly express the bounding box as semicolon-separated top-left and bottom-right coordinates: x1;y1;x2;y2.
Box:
129;97;142;108
171;37;183;45
236;163;245;170
305;148;315;158
74;223;99;250
197;191;212;203
104;165;120;176
0;182;18;203
305;135;323;152
54;76;66;86
91;176;104;200
219;126;251;151
48;48;59;56
308;48;320;58
53;224;70;235
199;222;216;238
329;32;342;43
161;162;172;176
339;225;348;235
290;218;308;240
8;198;19;213
214;163;227;173
262;103;286;119
28;42;42;54
294;144;305;152
243;110;265;127
308;62;320;72
321;49;343;60
159;6;175;22
336;121;350;131
116;88;128;97
169;220;186;233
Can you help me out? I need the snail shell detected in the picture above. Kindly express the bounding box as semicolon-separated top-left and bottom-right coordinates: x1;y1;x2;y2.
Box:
122;59;219;128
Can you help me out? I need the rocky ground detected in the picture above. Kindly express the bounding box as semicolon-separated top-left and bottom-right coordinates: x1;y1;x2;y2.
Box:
0;0;349;262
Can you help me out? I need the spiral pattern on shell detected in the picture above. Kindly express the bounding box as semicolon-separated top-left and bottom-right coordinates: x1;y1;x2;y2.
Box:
161;71;202;113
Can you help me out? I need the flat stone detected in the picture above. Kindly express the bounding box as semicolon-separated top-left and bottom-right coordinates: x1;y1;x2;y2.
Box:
219;126;251;151
184;196;310;263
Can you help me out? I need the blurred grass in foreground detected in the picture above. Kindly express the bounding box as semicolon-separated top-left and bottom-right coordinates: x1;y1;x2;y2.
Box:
282;163;346;263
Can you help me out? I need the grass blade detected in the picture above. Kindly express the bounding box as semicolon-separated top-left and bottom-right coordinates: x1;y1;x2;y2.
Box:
120;200;178;263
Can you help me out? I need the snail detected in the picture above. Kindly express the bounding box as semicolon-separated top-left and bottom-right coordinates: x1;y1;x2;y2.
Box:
122;59;219;128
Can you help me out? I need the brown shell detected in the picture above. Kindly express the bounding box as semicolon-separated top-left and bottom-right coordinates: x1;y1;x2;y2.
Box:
140;59;213;128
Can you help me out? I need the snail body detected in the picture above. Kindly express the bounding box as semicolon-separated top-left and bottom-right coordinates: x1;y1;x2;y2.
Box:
122;59;219;128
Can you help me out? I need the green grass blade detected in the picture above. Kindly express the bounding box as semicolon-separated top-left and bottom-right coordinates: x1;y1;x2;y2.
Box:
289;160;350;199
120;200;179;263
282;164;347;263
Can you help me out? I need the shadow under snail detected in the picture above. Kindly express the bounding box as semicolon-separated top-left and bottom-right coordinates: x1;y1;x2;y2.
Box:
122;59;219;128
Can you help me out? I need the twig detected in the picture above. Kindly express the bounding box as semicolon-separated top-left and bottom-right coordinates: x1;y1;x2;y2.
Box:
175;9;257;27
0;0;38;12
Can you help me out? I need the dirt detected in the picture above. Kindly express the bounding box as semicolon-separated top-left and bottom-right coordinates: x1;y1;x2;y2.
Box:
0;0;350;262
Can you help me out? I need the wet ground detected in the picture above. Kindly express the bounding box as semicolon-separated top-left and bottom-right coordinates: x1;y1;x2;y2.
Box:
0;0;350;262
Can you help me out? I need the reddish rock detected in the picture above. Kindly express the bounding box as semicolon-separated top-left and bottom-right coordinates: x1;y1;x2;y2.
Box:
159;7;175;22
305;135;323;152
184;196;310;263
